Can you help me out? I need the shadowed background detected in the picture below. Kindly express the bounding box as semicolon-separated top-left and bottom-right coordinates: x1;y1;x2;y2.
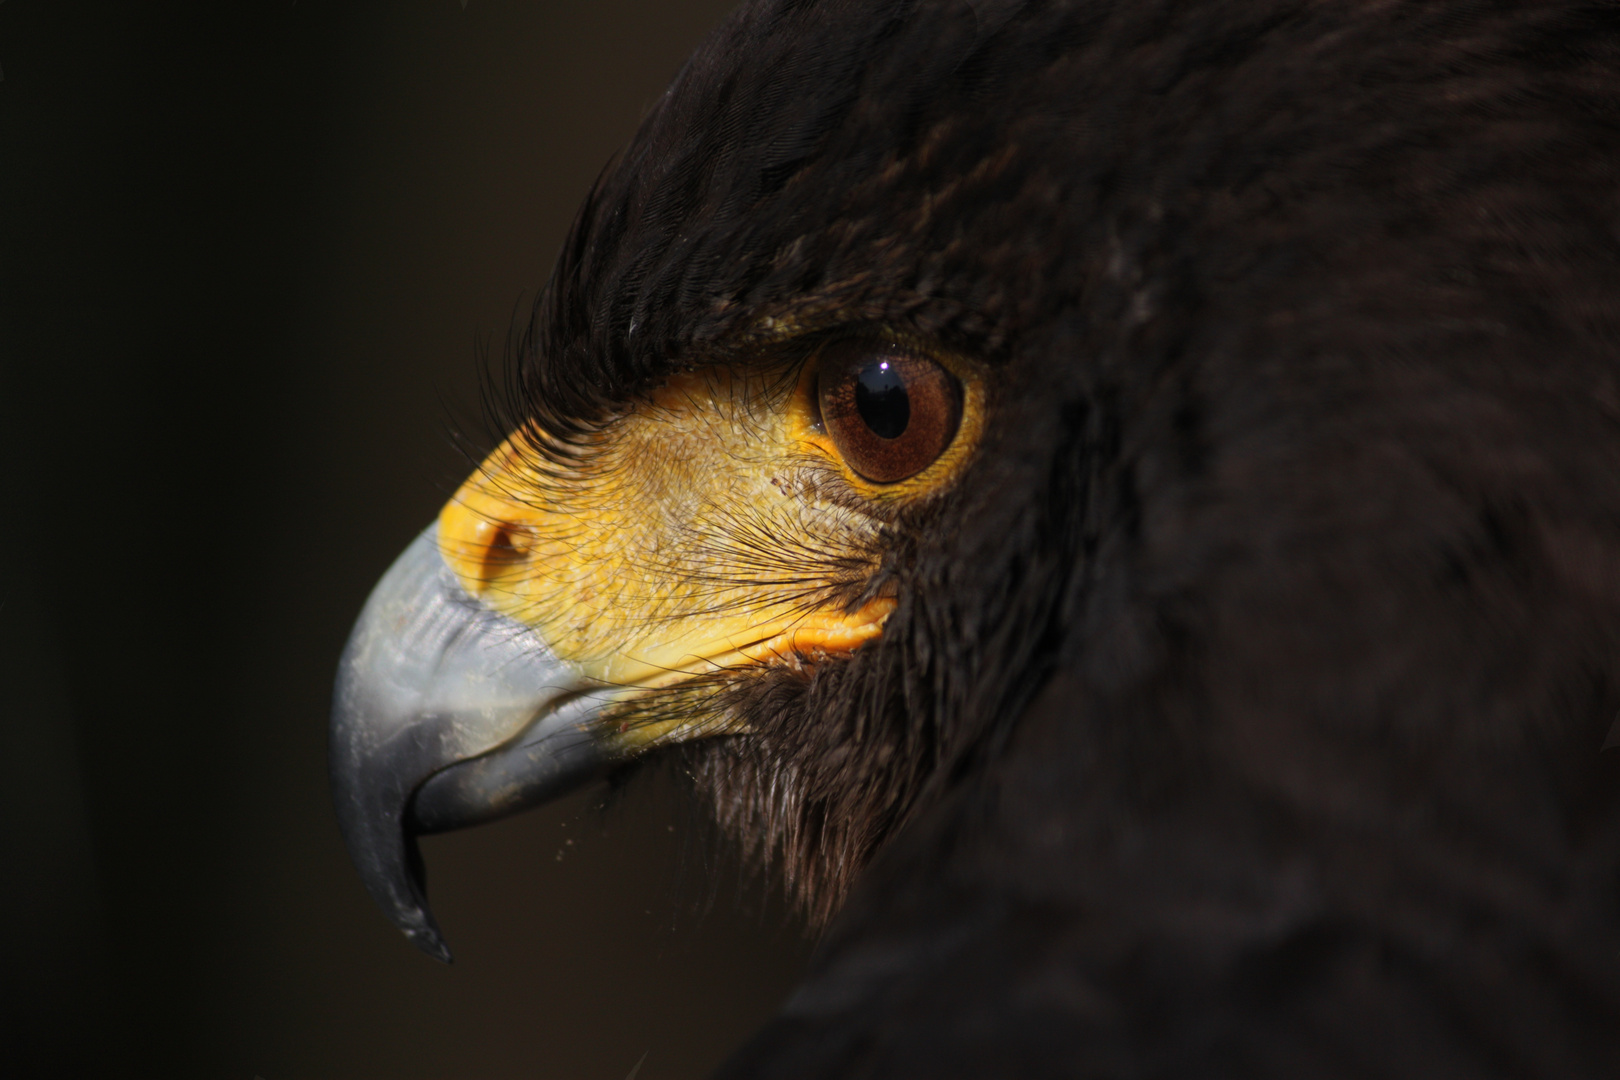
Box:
0;2;816;1077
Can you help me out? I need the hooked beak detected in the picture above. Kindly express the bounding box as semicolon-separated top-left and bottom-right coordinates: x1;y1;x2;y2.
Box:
329;525;612;962
331;392;898;963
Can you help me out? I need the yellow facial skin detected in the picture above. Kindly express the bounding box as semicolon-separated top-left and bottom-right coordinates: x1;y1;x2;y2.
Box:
437;344;981;751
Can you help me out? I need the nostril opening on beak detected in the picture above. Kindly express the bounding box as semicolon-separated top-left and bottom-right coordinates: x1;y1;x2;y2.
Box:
445;515;535;593
481;522;533;581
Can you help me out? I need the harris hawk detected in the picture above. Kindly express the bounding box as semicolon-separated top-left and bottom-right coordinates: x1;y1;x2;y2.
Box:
331;0;1620;1075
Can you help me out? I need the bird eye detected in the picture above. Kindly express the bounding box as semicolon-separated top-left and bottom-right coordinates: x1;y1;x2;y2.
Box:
816;341;963;484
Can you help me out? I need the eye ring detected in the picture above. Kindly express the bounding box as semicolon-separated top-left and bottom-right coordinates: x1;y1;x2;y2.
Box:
815;340;964;484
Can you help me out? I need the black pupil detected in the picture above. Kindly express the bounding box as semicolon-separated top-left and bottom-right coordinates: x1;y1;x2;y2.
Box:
854;360;910;439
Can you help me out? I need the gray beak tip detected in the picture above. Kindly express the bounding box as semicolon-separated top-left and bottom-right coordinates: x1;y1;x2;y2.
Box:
405;924;454;965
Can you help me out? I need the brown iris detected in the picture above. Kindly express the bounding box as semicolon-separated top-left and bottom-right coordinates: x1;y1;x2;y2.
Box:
816;340;963;483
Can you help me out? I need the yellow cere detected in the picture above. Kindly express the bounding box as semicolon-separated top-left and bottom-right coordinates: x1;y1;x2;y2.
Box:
438;364;892;711
437;345;983;752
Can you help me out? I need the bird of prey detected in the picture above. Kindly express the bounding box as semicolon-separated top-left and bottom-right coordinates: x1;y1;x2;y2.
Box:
331;0;1620;1074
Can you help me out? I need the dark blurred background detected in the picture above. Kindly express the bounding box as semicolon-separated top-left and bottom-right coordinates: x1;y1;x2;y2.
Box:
0;3;816;1077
